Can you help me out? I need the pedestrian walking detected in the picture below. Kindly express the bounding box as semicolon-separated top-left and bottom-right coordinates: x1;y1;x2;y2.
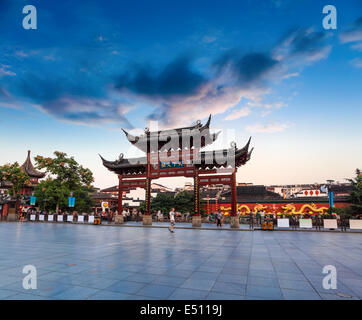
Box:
256;210;260;226
249;211;254;230
168;208;176;233
315;214;322;231
290;214;298;230
340;214;347;232
216;210;222;227
260;210;265;224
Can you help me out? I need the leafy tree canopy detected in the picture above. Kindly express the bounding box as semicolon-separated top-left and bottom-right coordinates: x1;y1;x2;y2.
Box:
348;168;362;215
140;190;205;216
33;151;95;213
0;162;30;198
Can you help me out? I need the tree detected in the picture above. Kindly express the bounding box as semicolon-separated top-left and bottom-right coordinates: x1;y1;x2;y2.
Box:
140;190;205;216
147;192;176;216
348;168;362;215
33;151;95;213
0;162;30;198
174;191;194;214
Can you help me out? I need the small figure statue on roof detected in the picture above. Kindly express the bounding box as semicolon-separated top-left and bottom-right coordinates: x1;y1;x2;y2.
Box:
116;153;124;163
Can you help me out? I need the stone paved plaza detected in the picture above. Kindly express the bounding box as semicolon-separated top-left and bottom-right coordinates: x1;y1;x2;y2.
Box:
0;222;361;300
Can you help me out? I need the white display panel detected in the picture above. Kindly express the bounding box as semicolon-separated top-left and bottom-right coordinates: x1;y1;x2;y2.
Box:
78;216;84;222
39;215;44;221
323;219;337;229
277;218;290;228
57;215;63;222
88;216;95;223
48;215;54;222
349;220;362;230
30;215;36;221
299;219;313;228
67;215;74;222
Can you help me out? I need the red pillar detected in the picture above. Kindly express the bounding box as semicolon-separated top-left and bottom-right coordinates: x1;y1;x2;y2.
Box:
145;151;151;215
231;169;237;216
194;170;200;216
118;175;123;215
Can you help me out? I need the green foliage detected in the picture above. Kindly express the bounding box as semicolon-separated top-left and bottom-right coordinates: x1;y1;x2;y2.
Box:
0;162;30;198
151;192;177;216
174;191;194;214
33;151;95;213
326;206;352;218
348;169;362;215
144;191;198;216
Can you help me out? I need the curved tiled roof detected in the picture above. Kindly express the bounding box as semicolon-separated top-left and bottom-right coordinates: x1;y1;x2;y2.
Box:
121;114;220;153
21;151;46;179
100;138;253;174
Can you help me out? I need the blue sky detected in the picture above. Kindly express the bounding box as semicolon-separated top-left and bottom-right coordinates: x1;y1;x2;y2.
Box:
0;0;361;188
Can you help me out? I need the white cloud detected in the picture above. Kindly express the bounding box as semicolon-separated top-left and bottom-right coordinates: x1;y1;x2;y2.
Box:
0;65;16;77
340;29;362;44
246;122;293;133
351;42;362;51
202;36;217;43
225;107;251;121
351;58;362;68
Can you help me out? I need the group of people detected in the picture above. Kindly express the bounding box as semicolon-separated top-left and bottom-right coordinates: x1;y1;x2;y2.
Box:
154;210;191;222
121;208;143;222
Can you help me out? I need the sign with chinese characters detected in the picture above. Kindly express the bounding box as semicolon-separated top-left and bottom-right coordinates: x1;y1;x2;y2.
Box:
159;160;184;169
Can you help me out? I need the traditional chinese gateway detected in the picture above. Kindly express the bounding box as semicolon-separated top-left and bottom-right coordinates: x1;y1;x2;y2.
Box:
100;115;253;228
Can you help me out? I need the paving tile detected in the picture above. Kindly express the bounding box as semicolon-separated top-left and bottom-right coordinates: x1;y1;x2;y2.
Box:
217;273;248;284
320;293;359;300
248;276;280;288
52;286;99;300
211;281;246;295
124;273;159;284
5;293;51;300
181;278;215;291
87;290;131;300
1;222;362;300
282;288;322;300
275;271;307;281
151;275;187;287
278;279;316;292
188;271;219;281
2;279;72;297
104;280;146;294
0;289;18;299
246;285;283;299
206;292;245;300
136;284;176;299
168;288;209;300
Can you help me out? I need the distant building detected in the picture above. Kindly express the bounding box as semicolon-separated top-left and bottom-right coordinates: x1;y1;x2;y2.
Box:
0;151;45;219
92;182;174;211
0;150;45;196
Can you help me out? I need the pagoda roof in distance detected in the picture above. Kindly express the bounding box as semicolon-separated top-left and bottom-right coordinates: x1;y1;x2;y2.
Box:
21;150;46;179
